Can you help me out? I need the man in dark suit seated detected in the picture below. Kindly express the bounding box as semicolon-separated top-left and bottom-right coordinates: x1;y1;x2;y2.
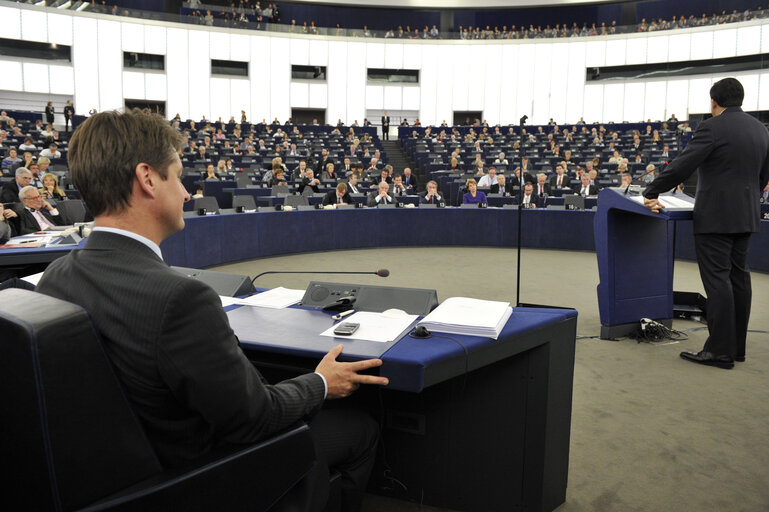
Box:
0;202;17;242
534;173;551;198
367;180;394;206
549;163;571;189
0;167;33;203
402;167;417;192
15;185;65;235
321;182;352;206
419;180;443;204
35;110;389;512
577;174;599;196
520;182;540;208
490;174;514;196
297;168;321;194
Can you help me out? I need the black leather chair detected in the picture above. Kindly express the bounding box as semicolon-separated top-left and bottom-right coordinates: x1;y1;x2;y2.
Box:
0;288;317;511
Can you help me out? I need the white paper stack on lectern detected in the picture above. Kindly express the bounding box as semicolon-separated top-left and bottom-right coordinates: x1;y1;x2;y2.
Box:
417;297;513;339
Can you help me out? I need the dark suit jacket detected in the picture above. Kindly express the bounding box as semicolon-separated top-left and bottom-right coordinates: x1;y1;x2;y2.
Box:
315;157;333;174
16;207;64;235
549;174;571;188
644;107;769;234
419;192;443;204
322;190;352;206
381;116;390;128
297;177;320;195
490;183;514;195
578;184;599;196
0;180;21;203
367;191;394;206
521;194;540;208
534;183;551;197
37;231;325;468
402;174;417;191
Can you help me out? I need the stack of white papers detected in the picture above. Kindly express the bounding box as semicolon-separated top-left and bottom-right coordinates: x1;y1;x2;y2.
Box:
228;287;305;309
417;297;513;340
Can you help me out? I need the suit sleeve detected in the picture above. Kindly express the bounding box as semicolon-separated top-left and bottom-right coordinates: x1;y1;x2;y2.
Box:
761;135;769;192
644;122;714;199
156;279;325;445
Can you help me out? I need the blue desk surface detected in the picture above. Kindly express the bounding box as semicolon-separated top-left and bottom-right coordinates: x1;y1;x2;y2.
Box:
228;303;577;392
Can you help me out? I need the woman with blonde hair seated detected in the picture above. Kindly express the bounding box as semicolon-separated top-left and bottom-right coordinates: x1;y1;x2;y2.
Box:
39;173;67;201
462;178;487;205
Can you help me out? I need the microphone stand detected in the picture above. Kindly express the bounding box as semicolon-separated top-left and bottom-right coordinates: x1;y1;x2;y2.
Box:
516;149;524;307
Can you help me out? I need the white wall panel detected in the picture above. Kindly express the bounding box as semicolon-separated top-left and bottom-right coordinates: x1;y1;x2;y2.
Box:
23;63;49;94
49;65;74;95
623;82;644;122
499;44;518;125
289;39;310;65
548;43;569;124
645;36;668;63
72;17;98;113
0;60;23;91
308;40;328;65
209;32;230;60
565;41;585;124
144;25;166;55
434;45;453;123
309;83;327;109
625;38;646;65
739;74;760;112
230;34;250;62
21;9;47;42
667;33;691;62
250;36;270;122
419;45;438;125
230;79;250;121
366;42;385;68
687;77;712;113
0;7;21;39
763;24;769;52
269;38;290;121
712;29;737;59
467;45;486;112
403;43;421;69
384;43;404;70
47;14;73;46
121;22;144;53
690;32;713;60
188;30;211;119
383;86;402;110
483;45;502;125
97;19;122;111
582;84;603;123
665;80;690;120
643;81;666;121
345;42;366;124
402;86;420;111
736;26;761;56
532;44;553;124
326;41;347;123
290;82;309;108
602;83;624;122
584;40;605;67
365;85;384;110
759;72;769;110
166;28;190;120
145;73;166;101
450;46;470;111
210;77;230;120
515;44;536;122
122;71;145;99
604;39;626;66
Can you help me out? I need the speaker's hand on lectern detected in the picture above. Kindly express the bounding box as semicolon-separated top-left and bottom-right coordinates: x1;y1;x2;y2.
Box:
316;344;389;399
644;197;665;213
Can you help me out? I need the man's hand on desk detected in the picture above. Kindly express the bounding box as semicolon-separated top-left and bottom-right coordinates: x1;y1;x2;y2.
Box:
315;344;389;399
643;197;665;213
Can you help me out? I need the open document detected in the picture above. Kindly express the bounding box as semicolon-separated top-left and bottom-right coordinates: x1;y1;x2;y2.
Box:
320;311;419;343
418;297;513;339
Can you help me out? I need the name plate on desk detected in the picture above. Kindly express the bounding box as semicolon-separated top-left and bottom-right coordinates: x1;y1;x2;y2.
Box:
227;306;398;359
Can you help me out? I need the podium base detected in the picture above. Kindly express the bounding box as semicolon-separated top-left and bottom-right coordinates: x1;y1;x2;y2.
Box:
600;318;673;340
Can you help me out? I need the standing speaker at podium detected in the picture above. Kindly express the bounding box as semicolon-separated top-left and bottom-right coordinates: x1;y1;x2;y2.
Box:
643;78;769;369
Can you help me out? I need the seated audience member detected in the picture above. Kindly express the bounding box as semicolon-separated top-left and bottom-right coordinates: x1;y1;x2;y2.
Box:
0;168;33;203
315;148;333;174
367;180;394;206
216;160;228;174
298;169;321;194
491;174;513;195
35;110;387;512
341;157;353;175
402;167;417;192
365;157;380;176
521;183;539;208
493;152;509;166
371;167;391;186
477;166;498;187
19;136;37;152
641;163;656;184
534;174;551;198
40;173;67;201
20;151;35;170
293;160;308;180
549;164;570;188
608;150;623;165
2;147;21;171
578;174;599;196
420;180;443;204
660;145;671;159
448;157;461;172
322;182;352;206
462;178;487;205
473;160;485;176
520;156;534;174
320;162;338;182
191;187;204;199
40;143;61;159
204;164;221;181
270;166;288;187
619;173;633;191
0;202;17;242
15;185;65;234
391;174;407;196
346;174;362;194
588;169;599;185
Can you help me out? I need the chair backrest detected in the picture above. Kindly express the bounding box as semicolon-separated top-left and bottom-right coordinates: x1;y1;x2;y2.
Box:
232;194;257;211
235;173;252;188
271;185;290;196
0;289;161;511
285;195;309;207
194;196;220;213
55;199;87;224
300;185;315;196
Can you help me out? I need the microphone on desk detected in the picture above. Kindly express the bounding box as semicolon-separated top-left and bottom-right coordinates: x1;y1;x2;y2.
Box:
251;268;390;285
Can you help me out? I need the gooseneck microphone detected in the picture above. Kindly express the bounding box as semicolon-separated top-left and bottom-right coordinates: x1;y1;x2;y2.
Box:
251;269;389;285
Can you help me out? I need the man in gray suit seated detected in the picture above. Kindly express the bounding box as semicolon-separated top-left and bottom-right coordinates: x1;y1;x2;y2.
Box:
36;109;388;512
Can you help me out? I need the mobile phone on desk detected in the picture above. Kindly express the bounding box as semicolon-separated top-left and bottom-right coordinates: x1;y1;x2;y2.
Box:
333;322;359;336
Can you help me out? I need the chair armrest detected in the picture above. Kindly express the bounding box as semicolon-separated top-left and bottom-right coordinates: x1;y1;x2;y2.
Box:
82;424;315;512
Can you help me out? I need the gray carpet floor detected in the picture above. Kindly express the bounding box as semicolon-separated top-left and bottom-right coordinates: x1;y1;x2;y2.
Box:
214;247;769;512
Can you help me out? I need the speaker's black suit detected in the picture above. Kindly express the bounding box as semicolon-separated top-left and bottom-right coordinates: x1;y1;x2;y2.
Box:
644;107;769;359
